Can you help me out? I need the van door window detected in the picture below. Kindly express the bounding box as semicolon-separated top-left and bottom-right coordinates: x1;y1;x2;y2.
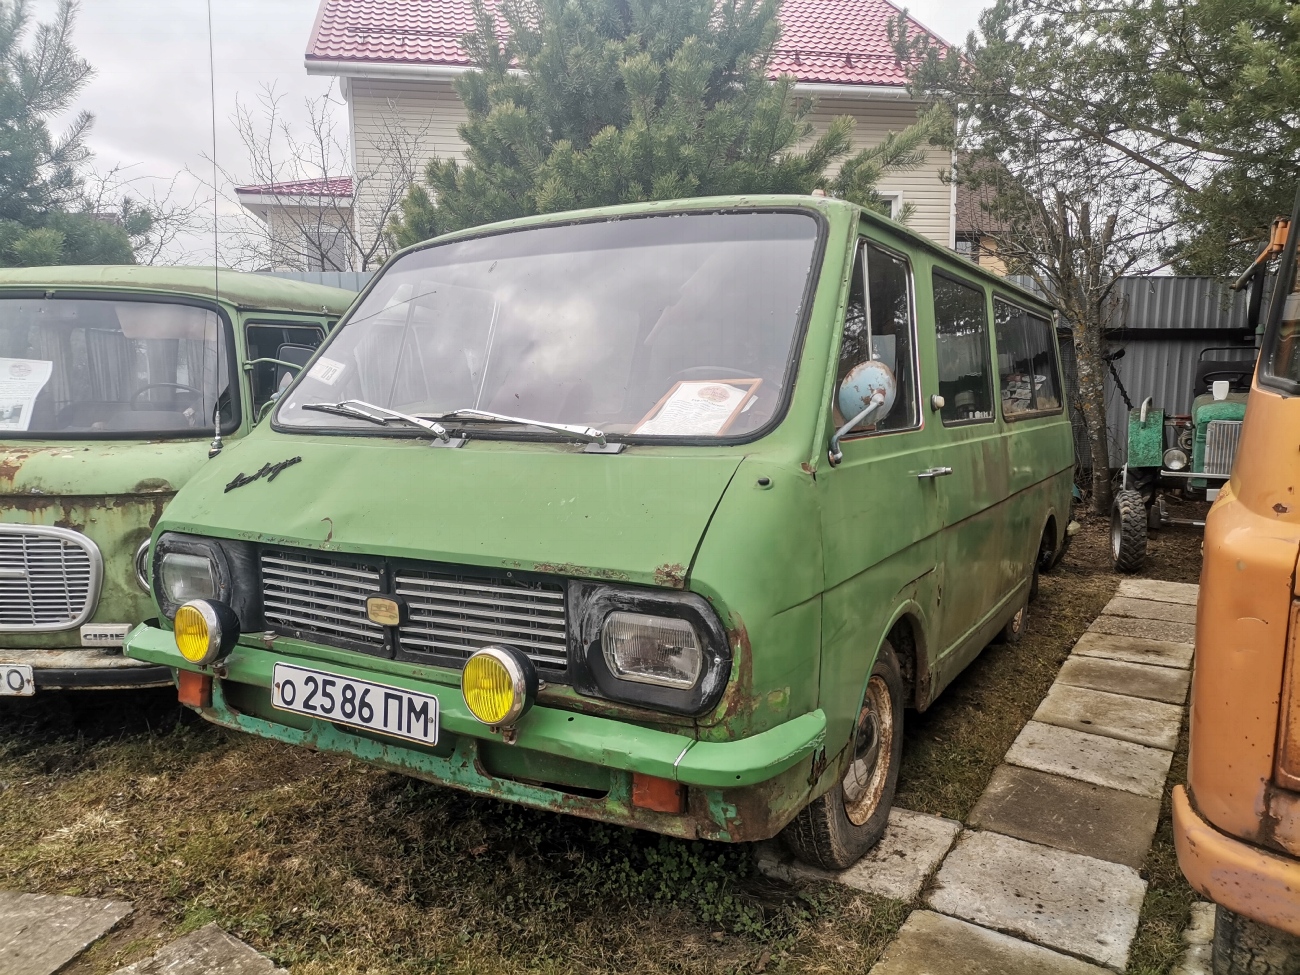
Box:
933;271;994;424
247;322;326;413
994;299;1062;418
835;242;919;434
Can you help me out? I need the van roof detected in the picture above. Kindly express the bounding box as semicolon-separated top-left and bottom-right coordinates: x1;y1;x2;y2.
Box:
405;195;1054;315
0;265;357;314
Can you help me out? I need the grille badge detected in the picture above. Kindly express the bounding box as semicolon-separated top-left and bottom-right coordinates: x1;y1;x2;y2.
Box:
366;596;404;627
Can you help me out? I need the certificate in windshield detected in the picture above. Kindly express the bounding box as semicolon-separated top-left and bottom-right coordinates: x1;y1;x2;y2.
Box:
632;379;761;437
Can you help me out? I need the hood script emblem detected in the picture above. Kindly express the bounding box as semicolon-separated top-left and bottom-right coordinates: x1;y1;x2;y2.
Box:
224;456;303;493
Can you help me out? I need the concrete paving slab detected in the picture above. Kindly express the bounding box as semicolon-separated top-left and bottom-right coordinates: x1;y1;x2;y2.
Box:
1185;902;1216;945
869;910;1113;975
111;923;282;975
1073;631;1195;670
1034;683;1183;750
1118;579;1200;605
927;830;1147;970
1035;680;1184;748
1172;943;1212;975
0;891;133;975
1088;614;1196;646
1056;655;1191;705
755;807;961;901
1005;722;1174;799
1103;596;1199;625
968;764;1161;868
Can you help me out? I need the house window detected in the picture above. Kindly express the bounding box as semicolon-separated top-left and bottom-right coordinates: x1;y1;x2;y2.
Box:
301;224;351;271
877;193;903;221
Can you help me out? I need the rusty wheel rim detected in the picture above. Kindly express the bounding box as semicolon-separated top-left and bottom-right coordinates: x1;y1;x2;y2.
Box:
842;674;895;827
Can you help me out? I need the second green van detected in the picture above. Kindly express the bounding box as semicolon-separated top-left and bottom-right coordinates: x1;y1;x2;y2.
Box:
125;197;1072;868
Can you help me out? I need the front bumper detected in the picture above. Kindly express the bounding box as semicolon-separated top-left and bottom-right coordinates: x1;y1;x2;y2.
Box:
1174;786;1300;936
126;624;828;842
0;647;173;691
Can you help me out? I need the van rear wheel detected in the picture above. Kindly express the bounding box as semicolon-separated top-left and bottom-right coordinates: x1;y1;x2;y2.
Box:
781;642;904;871
1112;489;1147;573
1213;904;1300;974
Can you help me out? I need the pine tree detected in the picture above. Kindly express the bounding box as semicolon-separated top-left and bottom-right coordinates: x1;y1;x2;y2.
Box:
388;0;944;246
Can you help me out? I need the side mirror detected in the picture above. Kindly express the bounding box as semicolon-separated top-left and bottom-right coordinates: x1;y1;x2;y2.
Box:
275;343;317;389
828;360;898;466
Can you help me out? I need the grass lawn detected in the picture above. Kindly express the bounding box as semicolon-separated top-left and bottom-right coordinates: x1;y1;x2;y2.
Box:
0;505;1204;974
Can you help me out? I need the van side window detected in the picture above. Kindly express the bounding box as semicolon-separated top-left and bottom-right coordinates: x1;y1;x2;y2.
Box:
247;322;326;413
994;299;1062;418
933;271;994;424
836;242;919;433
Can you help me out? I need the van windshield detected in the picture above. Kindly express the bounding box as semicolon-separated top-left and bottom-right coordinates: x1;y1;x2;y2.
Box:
0;297;231;438
276;211;820;440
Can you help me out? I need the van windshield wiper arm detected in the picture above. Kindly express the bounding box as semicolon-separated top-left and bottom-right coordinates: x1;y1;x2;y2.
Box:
426;408;608;447
302;399;450;443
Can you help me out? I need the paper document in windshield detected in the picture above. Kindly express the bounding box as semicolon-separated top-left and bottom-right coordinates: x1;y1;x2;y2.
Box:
633;379;761;436
0;358;52;432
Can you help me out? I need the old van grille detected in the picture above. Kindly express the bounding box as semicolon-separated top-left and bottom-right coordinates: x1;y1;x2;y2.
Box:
261;551;384;646
1204;419;1243;477
0;527;101;631
395;569;568;669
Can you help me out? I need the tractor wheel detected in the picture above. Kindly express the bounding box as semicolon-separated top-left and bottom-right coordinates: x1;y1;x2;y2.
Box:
1112;489;1147;573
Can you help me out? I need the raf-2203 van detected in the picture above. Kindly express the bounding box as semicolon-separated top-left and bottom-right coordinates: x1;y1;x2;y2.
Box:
0;267;355;694
125;197;1072;868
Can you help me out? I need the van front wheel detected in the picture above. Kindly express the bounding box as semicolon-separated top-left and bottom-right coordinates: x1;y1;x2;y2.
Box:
781;642;904;870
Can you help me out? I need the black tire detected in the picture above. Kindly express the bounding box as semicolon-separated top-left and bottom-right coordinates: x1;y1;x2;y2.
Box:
782;642;905;870
1213;905;1300;974
1112;489;1147;573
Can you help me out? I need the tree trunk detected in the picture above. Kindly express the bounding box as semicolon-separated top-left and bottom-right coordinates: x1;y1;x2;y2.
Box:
1069;314;1113;513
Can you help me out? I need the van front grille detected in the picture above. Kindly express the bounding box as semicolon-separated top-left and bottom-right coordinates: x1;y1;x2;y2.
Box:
261;551;384;645
0;526;101;631
1204;419;1243;477
395;569;568;669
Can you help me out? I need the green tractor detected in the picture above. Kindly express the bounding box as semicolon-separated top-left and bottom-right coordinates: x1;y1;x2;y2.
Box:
1110;347;1257;573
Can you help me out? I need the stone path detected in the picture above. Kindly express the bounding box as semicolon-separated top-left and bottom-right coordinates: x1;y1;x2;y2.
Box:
760;577;1205;973
0;893;282;975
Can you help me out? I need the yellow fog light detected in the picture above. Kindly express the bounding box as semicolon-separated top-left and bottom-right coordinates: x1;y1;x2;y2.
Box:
174;599;239;666
461;646;538;727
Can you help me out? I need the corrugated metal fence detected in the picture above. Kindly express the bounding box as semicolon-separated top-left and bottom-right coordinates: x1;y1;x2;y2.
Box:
259;270;376;291
1012;275;1261;467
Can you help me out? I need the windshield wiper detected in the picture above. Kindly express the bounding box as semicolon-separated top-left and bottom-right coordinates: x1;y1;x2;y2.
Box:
302;399;451;443
427;408;610;447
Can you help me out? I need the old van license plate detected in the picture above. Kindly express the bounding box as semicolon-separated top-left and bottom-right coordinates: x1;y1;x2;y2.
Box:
271;663;439;745
0;664;34;696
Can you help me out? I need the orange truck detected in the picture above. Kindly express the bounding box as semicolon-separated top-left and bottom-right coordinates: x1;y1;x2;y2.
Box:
1174;190;1300;972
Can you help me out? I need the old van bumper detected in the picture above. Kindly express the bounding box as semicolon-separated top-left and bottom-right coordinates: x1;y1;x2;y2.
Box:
0;647;173;691
1174;786;1300;936
125;624;827;842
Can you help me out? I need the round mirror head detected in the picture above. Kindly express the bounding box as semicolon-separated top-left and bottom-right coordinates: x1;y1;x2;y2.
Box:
838;359;898;424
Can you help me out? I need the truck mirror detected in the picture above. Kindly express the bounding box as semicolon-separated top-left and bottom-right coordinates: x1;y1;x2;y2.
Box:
829;360;898;466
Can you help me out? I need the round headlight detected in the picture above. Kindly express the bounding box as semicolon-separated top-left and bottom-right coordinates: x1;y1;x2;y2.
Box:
461;646;537;727
1163;447;1189;471
174;599;239;665
134;538;151;593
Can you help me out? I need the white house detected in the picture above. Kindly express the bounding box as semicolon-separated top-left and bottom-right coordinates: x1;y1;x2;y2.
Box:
272;0;958;264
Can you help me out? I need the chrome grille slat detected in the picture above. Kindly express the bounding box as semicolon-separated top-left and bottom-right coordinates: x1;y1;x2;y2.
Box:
1204;419;1243;477
0;526;101;631
260;551;384;645
396;568;568;670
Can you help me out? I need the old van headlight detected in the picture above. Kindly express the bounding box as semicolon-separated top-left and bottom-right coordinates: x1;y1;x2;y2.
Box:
570;583;731;716
152;531;263;630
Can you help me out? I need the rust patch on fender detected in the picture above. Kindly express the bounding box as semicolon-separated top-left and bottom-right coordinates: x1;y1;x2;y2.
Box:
132;477;173;494
716;613;754;729
0;452;27;484
531;562;631;582
654;562;686;589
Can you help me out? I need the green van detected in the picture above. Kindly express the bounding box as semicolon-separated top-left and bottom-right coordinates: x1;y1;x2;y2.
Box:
125;198;1071;867
0;267;355;693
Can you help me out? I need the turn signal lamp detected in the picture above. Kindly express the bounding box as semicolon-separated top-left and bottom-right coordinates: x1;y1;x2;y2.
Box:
173;599;240;666
461;645;538;727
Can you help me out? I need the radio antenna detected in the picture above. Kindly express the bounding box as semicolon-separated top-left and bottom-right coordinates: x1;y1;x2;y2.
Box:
205;0;224;457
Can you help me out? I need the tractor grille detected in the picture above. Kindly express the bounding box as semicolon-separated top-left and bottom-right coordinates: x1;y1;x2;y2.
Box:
261;551;385;646
0;527;100;631
395;569;568;669
1204;420;1244;477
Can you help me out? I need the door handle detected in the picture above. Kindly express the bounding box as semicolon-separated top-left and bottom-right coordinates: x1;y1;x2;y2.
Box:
917;467;953;480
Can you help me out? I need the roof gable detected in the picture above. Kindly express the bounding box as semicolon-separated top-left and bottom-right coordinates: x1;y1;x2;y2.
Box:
306;0;946;88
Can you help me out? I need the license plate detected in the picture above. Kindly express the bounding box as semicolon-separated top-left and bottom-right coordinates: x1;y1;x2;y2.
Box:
271;663;439;745
0;664;34;697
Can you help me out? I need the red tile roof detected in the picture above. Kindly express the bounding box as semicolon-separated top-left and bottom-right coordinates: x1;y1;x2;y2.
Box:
234;177;355;198
306;0;945;88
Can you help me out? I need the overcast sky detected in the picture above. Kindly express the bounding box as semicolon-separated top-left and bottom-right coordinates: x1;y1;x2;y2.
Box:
32;0;986;262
